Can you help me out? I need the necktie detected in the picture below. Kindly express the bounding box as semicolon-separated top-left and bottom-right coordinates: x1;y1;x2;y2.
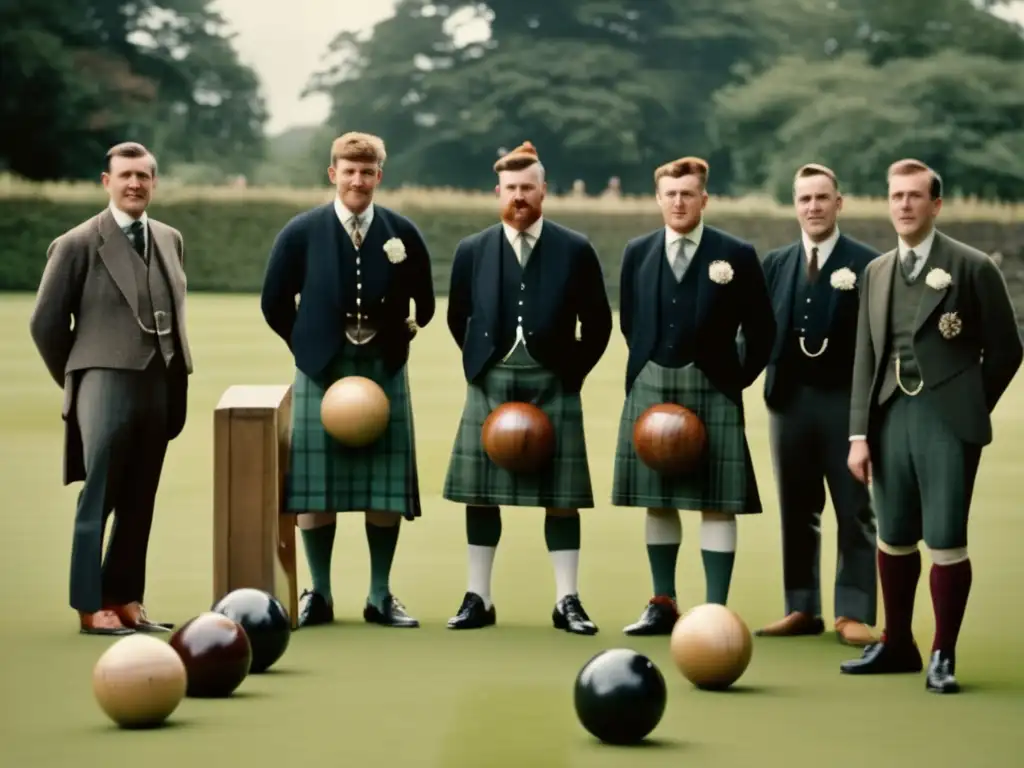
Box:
671;238;688;281
519;232;533;267
128;220;145;260
807;246;819;283
350;215;363;249
903;248;918;276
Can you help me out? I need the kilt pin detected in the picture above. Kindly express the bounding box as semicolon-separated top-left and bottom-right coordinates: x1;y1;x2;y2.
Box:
443;215;613;634
611;219;776;635
261;197;435;628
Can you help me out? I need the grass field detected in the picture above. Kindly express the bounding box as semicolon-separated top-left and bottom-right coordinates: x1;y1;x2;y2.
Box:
1;293;1022;768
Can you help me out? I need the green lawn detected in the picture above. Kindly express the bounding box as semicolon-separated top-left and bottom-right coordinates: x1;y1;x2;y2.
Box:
1;293;1022;768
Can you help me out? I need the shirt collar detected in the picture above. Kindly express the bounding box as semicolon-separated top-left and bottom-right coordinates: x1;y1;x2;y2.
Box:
898;227;936;260
108;200;147;229
665;218;704;247
334;198;374;228
503;216;544;244
802;226;840;261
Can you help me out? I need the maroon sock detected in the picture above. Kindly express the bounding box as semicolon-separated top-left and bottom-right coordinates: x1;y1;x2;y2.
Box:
878;549;921;647
930;559;972;653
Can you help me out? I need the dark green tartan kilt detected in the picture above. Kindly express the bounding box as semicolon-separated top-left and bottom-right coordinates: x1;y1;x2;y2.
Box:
284;342;421;520
611;361;761;514
442;347;595;509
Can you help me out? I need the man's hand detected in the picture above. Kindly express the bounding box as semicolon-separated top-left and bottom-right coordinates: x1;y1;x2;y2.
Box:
847;438;872;486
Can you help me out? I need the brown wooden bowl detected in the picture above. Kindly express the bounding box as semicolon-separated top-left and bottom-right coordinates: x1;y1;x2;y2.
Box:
482;402;555;473
632;403;707;475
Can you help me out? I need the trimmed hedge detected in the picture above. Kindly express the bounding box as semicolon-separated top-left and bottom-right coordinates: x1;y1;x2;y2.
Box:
3;198;1023;309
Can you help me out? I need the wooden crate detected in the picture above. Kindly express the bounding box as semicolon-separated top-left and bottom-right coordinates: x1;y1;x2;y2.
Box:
213;384;299;629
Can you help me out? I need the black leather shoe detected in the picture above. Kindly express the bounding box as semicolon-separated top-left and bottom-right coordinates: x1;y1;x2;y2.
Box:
447;592;496;629
364;594;419;628
552;594;598;635
298;589;334;627
623;596;680;636
840;641;923;675
926;650;960;693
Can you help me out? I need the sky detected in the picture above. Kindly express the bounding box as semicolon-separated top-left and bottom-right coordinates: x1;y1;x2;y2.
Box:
213;0;1024;136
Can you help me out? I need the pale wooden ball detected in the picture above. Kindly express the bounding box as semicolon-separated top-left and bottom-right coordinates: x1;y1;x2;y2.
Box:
670;603;753;690
92;634;187;728
320;376;390;447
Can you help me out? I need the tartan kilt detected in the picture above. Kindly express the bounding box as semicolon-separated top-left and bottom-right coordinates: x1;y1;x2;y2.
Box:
284;342;421;520
611;361;761;514
442;350;594;509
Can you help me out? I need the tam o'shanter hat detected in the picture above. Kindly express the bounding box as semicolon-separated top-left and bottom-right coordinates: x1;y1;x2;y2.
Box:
494;141;540;172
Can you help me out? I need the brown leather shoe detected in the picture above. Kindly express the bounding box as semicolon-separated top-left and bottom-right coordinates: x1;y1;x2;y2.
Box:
754;611;825;637
80;609;134;635
110;602;173;632
835;617;877;647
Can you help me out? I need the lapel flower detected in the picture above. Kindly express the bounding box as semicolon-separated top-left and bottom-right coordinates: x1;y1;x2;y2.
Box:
938;311;962;340
383;237;407;264
830;267;857;290
708;260;734;285
925;267;952;290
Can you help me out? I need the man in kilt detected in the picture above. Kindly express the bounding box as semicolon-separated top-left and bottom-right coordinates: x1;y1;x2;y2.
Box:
261;132;435;628
612;156;776;635
443;141;613;634
755;164;880;647
842;159;1022;693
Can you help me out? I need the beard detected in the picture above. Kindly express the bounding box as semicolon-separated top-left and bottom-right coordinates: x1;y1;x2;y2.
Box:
501;199;541;230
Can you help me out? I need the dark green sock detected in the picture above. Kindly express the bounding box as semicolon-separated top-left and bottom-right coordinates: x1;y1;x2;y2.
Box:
648;544;679;598
301;523;336;603
366;520;401;608
466;505;502;546
544;513;580;551
702;550;735;605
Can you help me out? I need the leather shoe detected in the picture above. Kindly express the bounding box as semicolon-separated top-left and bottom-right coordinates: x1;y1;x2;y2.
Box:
448;592;496;629
110;602;172;632
80;609;134;636
835;617;877;647
364;594;419;628
755;611;825;637
623;595;679;636
298;589;334;627
840;639;923;675
552;594;598;635
926;650;960;694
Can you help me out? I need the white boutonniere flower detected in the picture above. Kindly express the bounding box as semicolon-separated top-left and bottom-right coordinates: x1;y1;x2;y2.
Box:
830;267;857;291
383;237;407;264
938;311;962;340
925;267;952;290
708;260;734;285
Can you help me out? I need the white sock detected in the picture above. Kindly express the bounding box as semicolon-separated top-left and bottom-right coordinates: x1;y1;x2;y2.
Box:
700;518;737;552
467;544;496;608
550;549;579;602
645;508;682;544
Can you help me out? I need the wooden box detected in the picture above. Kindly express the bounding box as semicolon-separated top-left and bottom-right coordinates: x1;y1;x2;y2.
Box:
213;384;298;629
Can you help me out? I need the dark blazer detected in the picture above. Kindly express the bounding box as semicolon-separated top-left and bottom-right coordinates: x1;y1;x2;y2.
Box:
28;208;192;484
762;232;879;410
619;224;775;402
850;230;1022;446
446;219;612;392
261;202;435;381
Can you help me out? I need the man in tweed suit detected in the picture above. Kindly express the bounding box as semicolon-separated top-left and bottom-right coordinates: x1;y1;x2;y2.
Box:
29;141;191;635
443;141;612;634
611;156;775;636
261;132;435;629
841;159;1022;693
756;164;880;647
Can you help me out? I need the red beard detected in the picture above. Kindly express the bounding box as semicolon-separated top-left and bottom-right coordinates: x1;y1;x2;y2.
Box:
501;199;541;230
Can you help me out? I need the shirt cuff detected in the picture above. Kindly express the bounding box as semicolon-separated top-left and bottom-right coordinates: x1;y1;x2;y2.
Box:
849;435;866;441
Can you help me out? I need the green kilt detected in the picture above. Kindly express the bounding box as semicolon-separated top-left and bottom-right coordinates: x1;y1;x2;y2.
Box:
442;346;594;509
285;343;421;520
611;361;761;514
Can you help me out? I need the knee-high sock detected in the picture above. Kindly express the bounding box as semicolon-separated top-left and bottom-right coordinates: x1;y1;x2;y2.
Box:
466;506;501;608
646;509;681;598
701;517;737;605
877;548;921;647
929;550;972;653
545;513;580;601
301;523;336;602
366;520;400;608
